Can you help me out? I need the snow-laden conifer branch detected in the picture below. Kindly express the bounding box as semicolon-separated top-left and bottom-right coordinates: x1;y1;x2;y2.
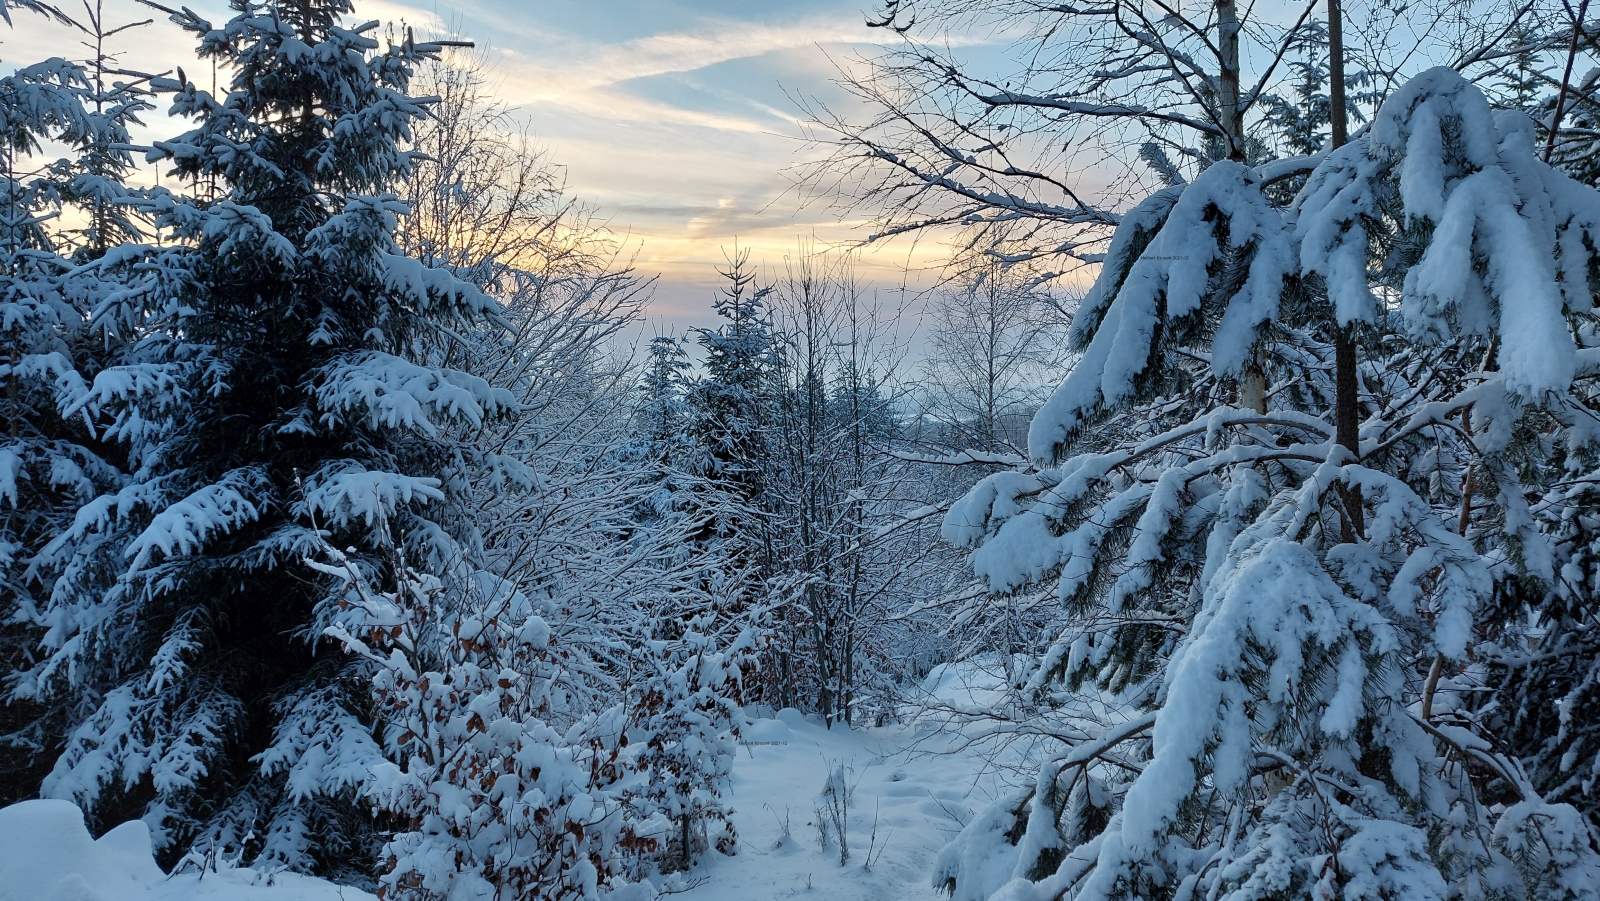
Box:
932;67;1600;901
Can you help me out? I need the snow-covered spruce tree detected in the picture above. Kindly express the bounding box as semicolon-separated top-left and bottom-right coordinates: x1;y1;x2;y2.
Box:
54;1;153;260
612;304;760;875
0;40;146;803
687;249;777;608
639;335;693;462
628;626;748;873
15;1;505;876
1494;32;1600;826
620;334;697;540
935;68;1600;901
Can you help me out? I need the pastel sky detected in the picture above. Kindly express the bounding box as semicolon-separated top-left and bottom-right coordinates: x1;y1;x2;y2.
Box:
6;0;971;331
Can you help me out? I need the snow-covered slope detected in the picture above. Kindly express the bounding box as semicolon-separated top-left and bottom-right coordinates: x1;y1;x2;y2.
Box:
0;799;376;901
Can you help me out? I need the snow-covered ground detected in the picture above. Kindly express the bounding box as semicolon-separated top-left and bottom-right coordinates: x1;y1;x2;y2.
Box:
0;798;377;901
0;661;1024;901
675;710;999;901
673;659;1025;901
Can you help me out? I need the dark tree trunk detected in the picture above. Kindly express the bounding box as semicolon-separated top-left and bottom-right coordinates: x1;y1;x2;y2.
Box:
1328;0;1365;540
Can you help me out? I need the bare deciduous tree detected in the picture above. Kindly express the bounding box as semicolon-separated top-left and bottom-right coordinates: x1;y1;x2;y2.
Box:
918;259;1066;456
799;0;1572;274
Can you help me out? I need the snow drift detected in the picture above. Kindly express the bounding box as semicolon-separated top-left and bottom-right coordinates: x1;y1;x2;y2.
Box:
0;799;375;901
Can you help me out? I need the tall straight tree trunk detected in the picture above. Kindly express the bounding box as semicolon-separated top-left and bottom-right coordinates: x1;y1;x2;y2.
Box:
1218;0;1244;161
1328;0;1365;539
1221;0;1271;414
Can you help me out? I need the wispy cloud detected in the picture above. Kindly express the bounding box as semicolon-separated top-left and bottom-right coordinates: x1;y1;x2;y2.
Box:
377;0;958;312
7;0;980;329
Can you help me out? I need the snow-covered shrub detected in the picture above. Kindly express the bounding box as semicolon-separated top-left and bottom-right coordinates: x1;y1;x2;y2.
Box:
315;531;647;901
935;67;1600;901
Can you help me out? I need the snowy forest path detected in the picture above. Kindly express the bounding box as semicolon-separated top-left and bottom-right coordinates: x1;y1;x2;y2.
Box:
681;671;1015;901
